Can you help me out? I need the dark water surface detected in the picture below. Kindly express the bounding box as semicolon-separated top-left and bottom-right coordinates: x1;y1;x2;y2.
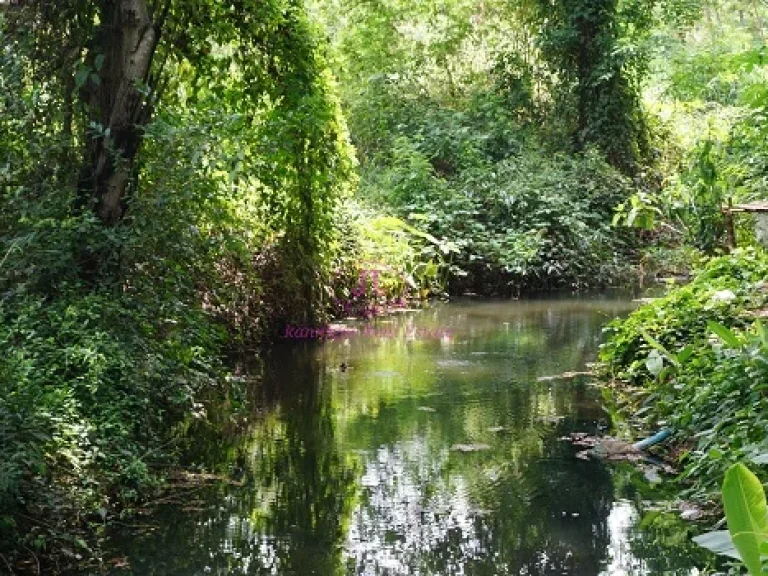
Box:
107;297;714;575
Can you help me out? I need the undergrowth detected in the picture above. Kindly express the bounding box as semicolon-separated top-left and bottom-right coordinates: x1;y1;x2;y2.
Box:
600;248;768;500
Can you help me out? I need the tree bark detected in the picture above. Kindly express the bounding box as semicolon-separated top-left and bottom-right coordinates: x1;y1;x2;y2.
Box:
78;0;159;224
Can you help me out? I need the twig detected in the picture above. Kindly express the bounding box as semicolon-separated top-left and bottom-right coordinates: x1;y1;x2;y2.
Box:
141;485;207;508
138;436;179;462
16;513;56;532
110;521;159;530
21;548;39;576
0;239;22;270
658;222;683;236
0;553;14;575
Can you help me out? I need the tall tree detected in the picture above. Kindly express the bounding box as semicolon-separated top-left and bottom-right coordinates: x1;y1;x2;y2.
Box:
5;0;348;230
3;0;352;318
78;0;160;223
532;0;653;173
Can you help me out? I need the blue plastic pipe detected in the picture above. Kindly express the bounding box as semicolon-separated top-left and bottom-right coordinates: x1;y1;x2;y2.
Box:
632;428;673;450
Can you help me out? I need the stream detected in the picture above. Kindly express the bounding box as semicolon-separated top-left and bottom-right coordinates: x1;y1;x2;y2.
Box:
106;296;715;575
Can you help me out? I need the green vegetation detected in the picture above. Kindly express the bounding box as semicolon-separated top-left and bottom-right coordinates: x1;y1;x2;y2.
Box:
617;0;768;255
2;0;768;571
313;0;653;293
601;249;768;497
694;463;768;575
597;0;768;540
0;1;357;568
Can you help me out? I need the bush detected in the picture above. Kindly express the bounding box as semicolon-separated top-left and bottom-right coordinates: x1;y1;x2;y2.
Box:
0;15;357;567
362;137;639;294
0;286;223;565
601;248;768;382
599;248;768;498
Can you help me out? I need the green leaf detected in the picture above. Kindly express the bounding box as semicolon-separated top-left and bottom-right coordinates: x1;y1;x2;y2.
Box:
639;328;680;367
676;344;694;364
756;321;767;348
709;448;724;460
626;207;638;227
708;320;741;348
75;68;89;89
693;530;742;560
722;463;768;575
646;349;664;376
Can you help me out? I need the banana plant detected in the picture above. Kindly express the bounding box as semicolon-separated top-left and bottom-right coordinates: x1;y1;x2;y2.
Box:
694;463;768;575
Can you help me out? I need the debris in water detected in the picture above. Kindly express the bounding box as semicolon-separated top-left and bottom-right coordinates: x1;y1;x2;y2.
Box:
108;557;131;570
536;371;593;382
451;443;491;453
680;508;703;521
536;415;564;425
417;406;437;412
564;433;643;461
643;467;662;484
678;501;706;521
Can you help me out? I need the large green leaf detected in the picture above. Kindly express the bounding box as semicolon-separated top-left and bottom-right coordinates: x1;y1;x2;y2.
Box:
707;320;742;349
722;463;768;575
692;530;741;560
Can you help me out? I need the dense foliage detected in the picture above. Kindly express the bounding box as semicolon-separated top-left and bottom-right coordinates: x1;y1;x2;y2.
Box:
529;0;655;173
615;0;768;255
3;0;768;571
0;2;365;569
598;2;768;516
363;142;638;293
312;0;657;294
600;249;768;498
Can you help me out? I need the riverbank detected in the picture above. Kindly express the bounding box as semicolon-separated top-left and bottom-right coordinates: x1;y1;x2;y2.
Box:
599;248;768;502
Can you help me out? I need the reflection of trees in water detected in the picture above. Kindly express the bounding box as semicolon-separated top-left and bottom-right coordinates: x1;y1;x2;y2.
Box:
113;299;678;575
610;466;719;575
338;362;614;574
111;346;358;575
342;411;614;575
330;305;618;574
255;348;358;575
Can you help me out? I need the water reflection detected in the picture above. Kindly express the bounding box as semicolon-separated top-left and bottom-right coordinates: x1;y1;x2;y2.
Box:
108;296;715;575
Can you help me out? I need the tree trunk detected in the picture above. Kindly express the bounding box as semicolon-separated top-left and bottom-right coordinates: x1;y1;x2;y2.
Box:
78;0;159;224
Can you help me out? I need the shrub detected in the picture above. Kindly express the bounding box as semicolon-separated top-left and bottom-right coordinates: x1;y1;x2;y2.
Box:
600;248;768;498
